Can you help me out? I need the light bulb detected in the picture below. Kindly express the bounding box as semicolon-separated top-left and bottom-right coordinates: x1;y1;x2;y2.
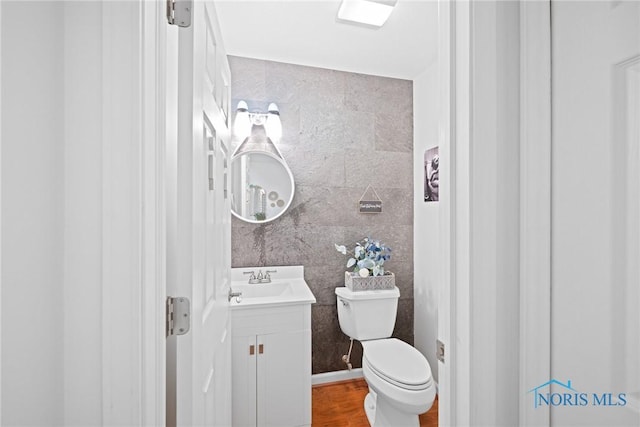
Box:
265;103;282;142
233;100;251;141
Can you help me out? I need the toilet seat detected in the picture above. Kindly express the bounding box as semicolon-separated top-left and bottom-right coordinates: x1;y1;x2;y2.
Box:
361;338;433;391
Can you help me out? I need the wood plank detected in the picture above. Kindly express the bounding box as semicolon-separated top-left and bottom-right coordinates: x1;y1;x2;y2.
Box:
312;378;438;427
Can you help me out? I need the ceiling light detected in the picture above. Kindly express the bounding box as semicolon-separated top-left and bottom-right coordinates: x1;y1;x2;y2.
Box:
337;0;398;28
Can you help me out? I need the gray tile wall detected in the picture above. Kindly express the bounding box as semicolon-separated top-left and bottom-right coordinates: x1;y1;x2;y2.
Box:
229;56;414;374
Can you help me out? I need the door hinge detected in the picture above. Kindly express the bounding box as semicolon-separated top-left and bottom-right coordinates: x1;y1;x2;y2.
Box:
166;296;191;337
166;0;193;27
437;339;445;363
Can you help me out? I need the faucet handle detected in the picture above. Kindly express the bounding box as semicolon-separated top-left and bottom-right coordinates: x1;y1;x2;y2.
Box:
243;270;256;279
265;269;277;279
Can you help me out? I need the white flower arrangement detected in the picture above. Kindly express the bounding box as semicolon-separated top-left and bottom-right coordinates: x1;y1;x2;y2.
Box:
334;237;392;277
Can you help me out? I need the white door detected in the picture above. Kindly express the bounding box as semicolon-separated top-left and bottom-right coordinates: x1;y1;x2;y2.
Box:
551;1;640;425
167;1;232;425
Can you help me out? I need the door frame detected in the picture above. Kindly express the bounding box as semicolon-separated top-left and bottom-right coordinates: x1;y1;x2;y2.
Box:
438;0;551;424
139;1;169;424
136;0;556;424
0;1;3;419
101;0;168;424
100;1;151;423
518;1;552;425
436;0;455;425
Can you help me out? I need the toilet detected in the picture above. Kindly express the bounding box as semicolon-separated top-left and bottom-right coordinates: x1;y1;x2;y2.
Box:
335;286;436;427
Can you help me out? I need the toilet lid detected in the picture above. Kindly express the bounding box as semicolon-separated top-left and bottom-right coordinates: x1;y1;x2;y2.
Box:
362;338;432;390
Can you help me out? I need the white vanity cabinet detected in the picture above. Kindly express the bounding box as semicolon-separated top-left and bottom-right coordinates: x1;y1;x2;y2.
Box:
231;303;312;427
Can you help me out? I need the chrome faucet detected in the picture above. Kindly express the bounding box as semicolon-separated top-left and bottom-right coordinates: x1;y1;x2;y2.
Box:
243;270;260;284
244;269;278;284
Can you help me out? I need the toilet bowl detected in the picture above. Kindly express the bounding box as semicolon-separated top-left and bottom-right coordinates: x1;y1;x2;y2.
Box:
361;338;436;426
335;287;436;427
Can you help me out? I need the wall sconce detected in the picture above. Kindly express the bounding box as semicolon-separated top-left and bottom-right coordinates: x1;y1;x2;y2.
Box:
233;100;282;143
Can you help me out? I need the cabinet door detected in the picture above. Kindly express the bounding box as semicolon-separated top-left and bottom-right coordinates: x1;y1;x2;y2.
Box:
256;330;311;427
232;335;258;427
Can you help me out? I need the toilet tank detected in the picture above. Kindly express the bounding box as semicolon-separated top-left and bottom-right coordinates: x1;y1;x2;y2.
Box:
335;286;400;341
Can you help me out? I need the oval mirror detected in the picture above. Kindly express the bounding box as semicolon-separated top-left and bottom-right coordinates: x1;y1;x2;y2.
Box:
230;151;295;223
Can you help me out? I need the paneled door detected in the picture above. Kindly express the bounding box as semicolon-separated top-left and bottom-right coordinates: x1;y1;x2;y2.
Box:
551;1;640;425
167;1;232;426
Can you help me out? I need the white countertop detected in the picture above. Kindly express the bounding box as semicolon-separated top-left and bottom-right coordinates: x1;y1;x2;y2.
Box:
230;265;316;309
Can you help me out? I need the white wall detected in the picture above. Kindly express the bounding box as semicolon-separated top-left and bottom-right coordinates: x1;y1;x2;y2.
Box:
63;2;104;423
2;4;108;423
1;2;65;424
413;61;440;382
2;2;164;424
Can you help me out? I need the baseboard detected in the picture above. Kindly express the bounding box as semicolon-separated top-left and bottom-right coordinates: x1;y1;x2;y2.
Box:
312;368;364;386
311;369;440;393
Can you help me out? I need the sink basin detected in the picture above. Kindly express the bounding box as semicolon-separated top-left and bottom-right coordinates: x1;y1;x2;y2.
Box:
233;282;293;299
230;266;316;309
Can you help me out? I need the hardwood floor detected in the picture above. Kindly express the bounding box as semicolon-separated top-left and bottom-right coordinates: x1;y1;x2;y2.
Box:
312;378;438;427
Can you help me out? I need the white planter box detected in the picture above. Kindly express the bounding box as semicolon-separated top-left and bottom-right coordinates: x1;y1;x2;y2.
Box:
344;271;395;291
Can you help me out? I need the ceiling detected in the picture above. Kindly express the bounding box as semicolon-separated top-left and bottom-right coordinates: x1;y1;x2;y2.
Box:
214;0;439;81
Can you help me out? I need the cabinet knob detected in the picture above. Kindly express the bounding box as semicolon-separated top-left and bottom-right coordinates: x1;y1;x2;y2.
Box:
258;344;264;354
249;345;255;355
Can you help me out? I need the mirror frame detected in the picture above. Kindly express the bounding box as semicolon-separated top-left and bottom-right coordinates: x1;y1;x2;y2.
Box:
229;150;296;224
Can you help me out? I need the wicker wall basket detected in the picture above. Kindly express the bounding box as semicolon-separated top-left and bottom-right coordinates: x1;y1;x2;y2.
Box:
344;271;395;291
